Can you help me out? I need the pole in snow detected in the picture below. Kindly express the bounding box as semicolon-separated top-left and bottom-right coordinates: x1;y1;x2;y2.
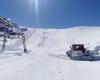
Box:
22;33;27;53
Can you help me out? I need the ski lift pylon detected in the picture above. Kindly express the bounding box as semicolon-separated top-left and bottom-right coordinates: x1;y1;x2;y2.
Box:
0;16;28;53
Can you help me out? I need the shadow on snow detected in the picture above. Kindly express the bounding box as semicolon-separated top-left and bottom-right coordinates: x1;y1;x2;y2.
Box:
49;53;100;61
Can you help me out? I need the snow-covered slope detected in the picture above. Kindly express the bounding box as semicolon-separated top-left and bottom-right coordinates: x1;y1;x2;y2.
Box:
1;27;100;80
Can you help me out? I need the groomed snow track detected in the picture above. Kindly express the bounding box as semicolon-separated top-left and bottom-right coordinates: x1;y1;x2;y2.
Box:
1;27;100;80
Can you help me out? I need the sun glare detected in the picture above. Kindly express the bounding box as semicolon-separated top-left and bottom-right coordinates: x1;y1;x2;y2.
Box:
30;0;39;25
34;0;39;12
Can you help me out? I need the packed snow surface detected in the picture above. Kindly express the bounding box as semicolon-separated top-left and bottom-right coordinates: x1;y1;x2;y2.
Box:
0;27;100;80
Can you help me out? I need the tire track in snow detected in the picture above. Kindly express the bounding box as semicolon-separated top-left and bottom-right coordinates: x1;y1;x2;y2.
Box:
57;61;65;80
64;61;81;80
49;54;80;80
48;54;65;80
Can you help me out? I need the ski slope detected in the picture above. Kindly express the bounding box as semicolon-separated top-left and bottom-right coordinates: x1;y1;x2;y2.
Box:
0;27;100;80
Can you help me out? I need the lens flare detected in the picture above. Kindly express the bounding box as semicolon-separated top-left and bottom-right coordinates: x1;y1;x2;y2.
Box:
30;0;39;26
34;0;39;14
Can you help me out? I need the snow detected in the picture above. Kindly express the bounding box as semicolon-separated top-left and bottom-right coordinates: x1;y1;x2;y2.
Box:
0;27;100;80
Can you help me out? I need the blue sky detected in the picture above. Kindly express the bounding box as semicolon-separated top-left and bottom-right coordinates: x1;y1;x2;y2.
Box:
0;0;100;28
